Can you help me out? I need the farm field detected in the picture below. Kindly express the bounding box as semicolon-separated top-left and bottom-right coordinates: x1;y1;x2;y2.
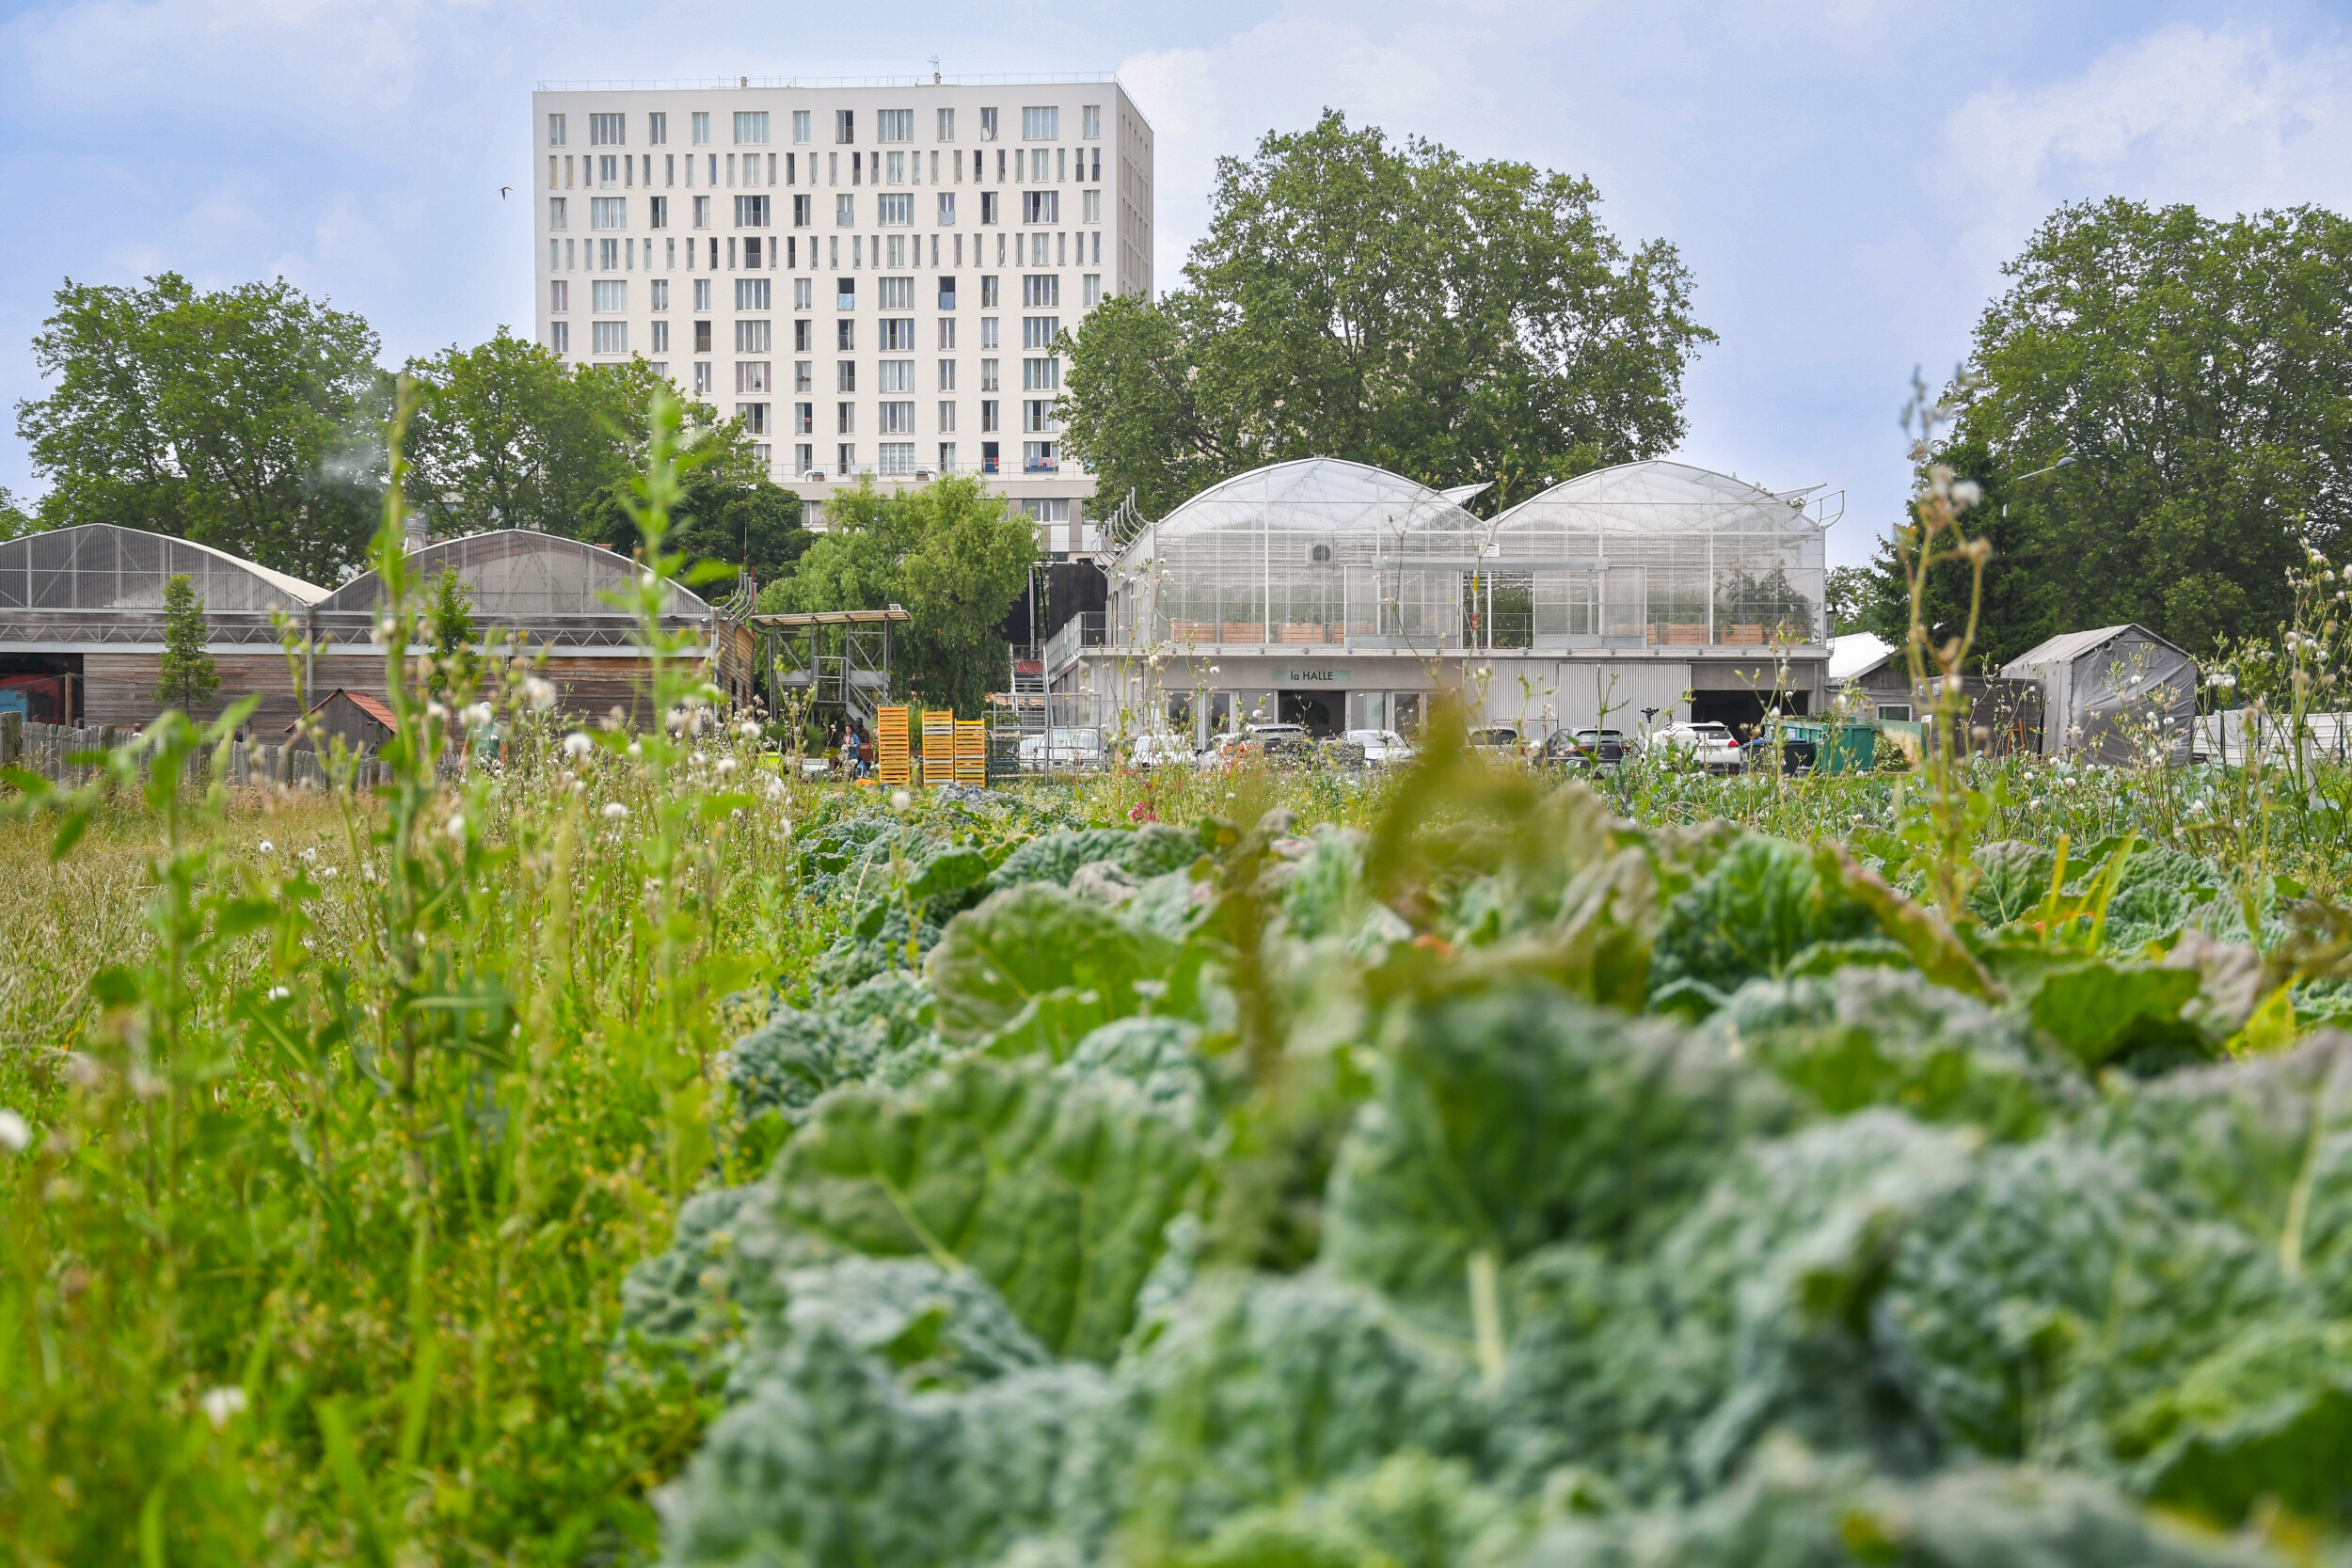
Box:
8;713;2352;1564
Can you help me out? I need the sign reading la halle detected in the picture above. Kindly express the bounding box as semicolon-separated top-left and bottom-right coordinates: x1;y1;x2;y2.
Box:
1280;668;1351;684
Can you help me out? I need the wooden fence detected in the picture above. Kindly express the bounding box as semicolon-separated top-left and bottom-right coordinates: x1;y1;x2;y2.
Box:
0;712;391;792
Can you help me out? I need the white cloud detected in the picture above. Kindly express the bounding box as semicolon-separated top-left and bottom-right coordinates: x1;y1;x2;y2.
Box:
1935;24;2352;260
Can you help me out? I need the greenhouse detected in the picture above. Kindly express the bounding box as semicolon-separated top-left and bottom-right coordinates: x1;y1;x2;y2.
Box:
1049;458;1838;743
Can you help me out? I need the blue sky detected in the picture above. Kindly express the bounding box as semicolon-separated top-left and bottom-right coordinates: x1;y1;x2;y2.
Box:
3;0;2348;565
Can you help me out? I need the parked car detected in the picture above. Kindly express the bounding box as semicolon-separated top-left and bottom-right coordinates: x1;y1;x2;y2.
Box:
1198;733;1256;771
1648;721;1743;773
1128;731;1196;769
1248;722;1316;767
1020;727;1105;771
1544;727;1629;769
1320;734;1368;768
1466;725;1525;757
1343;728;1417;768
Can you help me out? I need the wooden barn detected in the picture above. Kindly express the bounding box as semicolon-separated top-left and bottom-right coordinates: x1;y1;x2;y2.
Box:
0;524;727;735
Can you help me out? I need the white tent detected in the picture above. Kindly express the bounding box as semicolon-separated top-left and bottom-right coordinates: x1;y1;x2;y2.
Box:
2002;624;2196;765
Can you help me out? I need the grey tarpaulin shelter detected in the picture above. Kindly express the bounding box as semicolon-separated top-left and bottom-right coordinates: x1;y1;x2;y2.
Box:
2002;624;2196;765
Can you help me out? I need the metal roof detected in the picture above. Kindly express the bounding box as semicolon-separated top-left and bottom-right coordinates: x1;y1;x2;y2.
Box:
0;523;328;611
2002;623;2188;675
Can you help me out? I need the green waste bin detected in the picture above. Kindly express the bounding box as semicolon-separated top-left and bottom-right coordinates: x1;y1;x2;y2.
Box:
1820;722;1877;775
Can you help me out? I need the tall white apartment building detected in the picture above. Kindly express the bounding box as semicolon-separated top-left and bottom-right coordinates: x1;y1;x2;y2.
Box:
531;74;1155;556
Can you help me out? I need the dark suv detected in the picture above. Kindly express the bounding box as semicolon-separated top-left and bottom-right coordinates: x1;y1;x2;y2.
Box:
1545;728;1628;769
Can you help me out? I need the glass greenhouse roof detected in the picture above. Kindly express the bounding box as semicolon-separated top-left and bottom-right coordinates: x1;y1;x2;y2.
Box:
0;524;327;613
317;530;712;620
1144;458;1480;543
1489;460;1833;538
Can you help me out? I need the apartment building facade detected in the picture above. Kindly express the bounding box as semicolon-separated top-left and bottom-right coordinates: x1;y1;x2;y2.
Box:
530;74;1155;556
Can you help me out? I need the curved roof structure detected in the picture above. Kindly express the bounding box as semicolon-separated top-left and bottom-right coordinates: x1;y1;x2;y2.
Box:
1150;458;1479;540
1489;460;1825;538
317;530;712;619
0;523;326;612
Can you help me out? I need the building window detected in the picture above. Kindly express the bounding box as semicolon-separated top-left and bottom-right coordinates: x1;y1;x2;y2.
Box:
735;112;770;145
1082;104;1100;139
936;357;957;390
936;400;956;432
734;195;771;228
598;238;620;268
548;113;567;146
935;107;956;142
1022;106;1059;140
1022;191;1059;225
795;360;813;391
980;399;999;431
939;275;959;311
1022;316;1059;349
690;112;710;145
836;275;855;310
930;192;955;228
692;195;710;229
647;111;668;146
879;402;915;435
793;402;813;435
648;196;669;229
834;194;855;227
1023;356;1059;390
1022;274;1059;308
592;321;628;355
938;441;956;471
787;109;808;144
792;319;812;352
836;402;855;434
877;276;914;310
589;112;625;146
977;191;997;226
593;279;628;312
693;277;712;310
980;357;999;391
736;361;771;393
879;442;915;475
694;361;712;393
793;194;812;227
1083;189;1101;224
834;109;854;144
652;320;670;353
549;197;568;230
550;280;569;312
836;322;855;355
735;321;772;353
550;321;569;353
733;402;770;434
1024;399;1057;433
876;108;913;142
1024;440;1057;472
837;442;856;472
878;192;913;226
796;442;815;474
736;277;771;310
979;107;999;141
880;318;915;351
694;320;712;353
836;359;855;391
878;359;915;393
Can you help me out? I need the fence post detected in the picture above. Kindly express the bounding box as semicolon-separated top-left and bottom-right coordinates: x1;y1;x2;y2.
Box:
0;711;19;769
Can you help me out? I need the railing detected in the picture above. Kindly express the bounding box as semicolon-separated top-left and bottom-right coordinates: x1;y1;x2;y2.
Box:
536;72;1119;91
1041;611;1107;674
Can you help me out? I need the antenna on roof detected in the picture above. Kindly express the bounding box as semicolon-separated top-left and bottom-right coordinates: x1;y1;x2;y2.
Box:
929;55;941;83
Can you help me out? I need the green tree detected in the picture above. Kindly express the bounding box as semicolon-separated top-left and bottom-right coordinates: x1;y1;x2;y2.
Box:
1864;199;2352;663
582;423;809;594
0;486;38;542
1059;111;1714;519
760;474;1036;714
423;566;478;700
155;573;219;713
15;274;387;583
405;332;678;540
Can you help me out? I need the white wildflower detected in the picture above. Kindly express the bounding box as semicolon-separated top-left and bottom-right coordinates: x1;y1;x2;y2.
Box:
715;756;738;775
257;839;274;854
463;702;494;729
523;676;557;711
0;1108;28;1154
445;813;468;845
425;700;450;723
266;985;291;1002
1950;479;1982;508
563;731;594;758
603;801;628;820
627;741;644;760
890;789;913;811
199;1386;247;1431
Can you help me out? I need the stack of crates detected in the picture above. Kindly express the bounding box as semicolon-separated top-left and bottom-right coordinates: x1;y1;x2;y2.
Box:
953;720;988;785
876;706;912;786
920;709;956;786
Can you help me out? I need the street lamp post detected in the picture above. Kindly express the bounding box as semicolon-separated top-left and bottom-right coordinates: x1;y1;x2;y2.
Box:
2004;454;2075;517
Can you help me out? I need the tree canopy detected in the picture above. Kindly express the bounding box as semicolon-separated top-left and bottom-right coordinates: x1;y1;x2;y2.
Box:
1057;111;1715;519
1867;198;2352;664
14;274;387;582
758;475;1036;716
581;431;809;595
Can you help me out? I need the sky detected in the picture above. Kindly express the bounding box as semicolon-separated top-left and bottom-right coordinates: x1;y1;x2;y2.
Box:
2;0;2348;566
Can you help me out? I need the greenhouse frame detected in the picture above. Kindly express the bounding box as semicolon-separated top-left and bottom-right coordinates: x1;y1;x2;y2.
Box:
1046;458;1839;744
